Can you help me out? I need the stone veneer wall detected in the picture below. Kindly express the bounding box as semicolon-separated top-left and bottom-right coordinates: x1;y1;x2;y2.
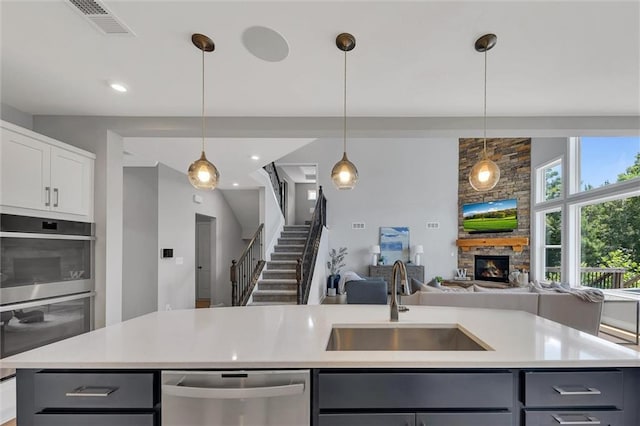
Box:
458;138;531;280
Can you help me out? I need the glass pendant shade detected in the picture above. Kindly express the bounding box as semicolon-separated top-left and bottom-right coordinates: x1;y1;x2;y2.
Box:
469;153;500;191
188;151;220;190
331;152;358;190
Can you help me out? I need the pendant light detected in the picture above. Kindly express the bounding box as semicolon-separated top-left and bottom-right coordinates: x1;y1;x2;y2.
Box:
331;33;358;190
469;33;500;192
188;33;220;190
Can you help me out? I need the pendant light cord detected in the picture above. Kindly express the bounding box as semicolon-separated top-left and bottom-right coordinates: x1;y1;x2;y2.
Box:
343;50;347;154
483;48;487;156
201;48;205;154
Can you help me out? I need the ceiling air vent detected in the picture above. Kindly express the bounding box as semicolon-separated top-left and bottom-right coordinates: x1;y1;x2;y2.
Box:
67;0;135;36
304;174;317;181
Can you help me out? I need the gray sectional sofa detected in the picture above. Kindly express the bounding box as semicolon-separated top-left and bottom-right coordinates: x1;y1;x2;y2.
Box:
400;289;603;335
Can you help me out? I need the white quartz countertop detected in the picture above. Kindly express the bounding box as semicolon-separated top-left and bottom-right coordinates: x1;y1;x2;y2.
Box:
2;305;639;369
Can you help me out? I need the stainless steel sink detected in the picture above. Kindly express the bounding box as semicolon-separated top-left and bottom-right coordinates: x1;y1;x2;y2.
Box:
325;325;490;351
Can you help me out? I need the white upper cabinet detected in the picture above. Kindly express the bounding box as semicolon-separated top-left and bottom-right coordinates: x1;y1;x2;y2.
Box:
0;121;95;222
0;128;51;211
50;147;92;216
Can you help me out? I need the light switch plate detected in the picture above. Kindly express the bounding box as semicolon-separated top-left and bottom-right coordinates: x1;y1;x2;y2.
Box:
175;257;184;265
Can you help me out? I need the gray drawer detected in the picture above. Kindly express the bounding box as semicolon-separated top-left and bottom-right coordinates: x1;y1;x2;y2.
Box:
416;412;512;426
34;372;155;409
524;371;623;408
34;413;156;426
319;413;415;426
524;410;623;426
318;372;514;409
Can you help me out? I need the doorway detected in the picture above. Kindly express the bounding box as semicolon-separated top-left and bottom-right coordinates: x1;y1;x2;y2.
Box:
195;214;217;308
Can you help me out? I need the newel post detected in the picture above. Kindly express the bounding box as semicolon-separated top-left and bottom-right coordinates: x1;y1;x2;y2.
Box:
230;260;238;306
296;258;302;304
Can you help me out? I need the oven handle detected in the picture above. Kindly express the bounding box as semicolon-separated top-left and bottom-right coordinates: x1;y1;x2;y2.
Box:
0;291;95;312
162;382;305;400
0;232;95;240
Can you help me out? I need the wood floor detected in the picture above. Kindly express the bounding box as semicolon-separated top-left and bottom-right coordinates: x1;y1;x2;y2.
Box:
2;419;16;426
195;299;210;309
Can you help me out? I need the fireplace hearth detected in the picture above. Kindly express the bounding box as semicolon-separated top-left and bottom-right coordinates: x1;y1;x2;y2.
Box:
474;255;510;283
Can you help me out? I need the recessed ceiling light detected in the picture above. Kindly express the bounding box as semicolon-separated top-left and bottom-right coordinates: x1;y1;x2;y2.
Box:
110;82;128;93
232;182;239;187
250;155;260;161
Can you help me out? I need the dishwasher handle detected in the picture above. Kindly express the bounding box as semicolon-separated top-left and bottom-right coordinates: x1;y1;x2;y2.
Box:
162;382;305;399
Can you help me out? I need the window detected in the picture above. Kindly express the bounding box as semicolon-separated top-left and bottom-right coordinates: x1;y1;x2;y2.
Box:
578;136;640;192
533;138;640;288
307;189;317;201
543;210;562;281
538;159;562;202
580;196;640;288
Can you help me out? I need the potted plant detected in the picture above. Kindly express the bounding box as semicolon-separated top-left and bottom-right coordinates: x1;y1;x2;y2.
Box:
326;247;347;295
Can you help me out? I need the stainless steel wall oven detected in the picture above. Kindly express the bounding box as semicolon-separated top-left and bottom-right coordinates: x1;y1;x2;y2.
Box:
0;214;94;379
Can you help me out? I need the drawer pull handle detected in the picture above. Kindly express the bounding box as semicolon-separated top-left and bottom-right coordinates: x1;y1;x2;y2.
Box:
65;386;118;397
553;386;601;396
552;414;601;425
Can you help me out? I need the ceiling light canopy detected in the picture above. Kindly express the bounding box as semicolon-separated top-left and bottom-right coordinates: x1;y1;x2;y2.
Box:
331;33;358;190
187;33;220;190
469;33;500;192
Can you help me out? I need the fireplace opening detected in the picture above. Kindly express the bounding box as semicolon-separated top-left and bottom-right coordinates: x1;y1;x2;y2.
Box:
474;255;509;283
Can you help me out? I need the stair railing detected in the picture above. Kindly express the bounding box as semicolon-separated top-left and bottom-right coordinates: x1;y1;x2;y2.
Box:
230;224;265;306
296;186;326;304
263;162;285;216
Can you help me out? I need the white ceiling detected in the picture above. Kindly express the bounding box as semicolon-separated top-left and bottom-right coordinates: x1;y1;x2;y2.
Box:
123;137;314;189
1;1;638;118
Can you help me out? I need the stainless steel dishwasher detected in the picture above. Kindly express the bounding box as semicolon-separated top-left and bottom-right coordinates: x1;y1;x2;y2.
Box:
161;370;310;426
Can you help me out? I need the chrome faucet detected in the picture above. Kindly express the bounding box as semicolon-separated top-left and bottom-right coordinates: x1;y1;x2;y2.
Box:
390;260;408;322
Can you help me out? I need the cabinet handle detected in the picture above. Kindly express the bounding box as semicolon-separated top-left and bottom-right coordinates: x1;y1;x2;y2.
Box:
553;385;601;396
45;187;51;206
65;386;118;397
53;188;59;207
552;414;601;425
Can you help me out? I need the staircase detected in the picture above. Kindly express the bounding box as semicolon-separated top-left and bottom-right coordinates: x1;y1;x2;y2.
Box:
249;225;310;305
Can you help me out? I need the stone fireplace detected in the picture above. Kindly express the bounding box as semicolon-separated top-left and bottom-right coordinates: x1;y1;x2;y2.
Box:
474;255;510;283
457;139;531;279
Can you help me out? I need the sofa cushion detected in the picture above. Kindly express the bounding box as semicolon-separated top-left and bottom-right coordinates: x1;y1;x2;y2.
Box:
473;284;532;293
415;292;539;315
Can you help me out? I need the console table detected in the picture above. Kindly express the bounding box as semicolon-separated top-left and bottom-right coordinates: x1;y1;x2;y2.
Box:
369;265;425;284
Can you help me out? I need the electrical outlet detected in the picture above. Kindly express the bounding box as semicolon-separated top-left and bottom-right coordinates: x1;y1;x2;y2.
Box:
352;222;366;230
426;222;440;230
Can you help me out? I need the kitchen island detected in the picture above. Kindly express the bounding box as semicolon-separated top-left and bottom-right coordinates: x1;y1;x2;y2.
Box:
3;305;640;425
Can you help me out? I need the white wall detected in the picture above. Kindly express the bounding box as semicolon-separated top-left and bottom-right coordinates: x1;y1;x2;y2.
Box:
157;164;243;309
252;168;285;259
295;183;316;225
280;137;459;281
276;166;297;225
222;189;259;239
122;166;158;321
0;103;33;129
307;227;329;305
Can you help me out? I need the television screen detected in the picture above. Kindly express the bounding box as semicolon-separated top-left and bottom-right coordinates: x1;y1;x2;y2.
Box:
463;199;517;233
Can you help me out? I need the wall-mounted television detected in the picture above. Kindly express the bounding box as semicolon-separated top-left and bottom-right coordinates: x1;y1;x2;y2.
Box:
463;198;517;233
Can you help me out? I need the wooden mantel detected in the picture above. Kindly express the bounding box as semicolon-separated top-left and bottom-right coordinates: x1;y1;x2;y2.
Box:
456;237;529;253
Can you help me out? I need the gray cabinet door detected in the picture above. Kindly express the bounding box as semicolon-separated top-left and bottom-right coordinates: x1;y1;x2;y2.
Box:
523;370;623;408
319;413;415;426
524;410;623;426
318;371;514;409
416;412;512;426
34;372;155;409
34;413;156;426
